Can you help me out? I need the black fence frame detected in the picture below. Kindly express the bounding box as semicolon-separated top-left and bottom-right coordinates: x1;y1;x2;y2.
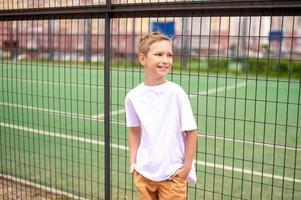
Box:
1;1;301;199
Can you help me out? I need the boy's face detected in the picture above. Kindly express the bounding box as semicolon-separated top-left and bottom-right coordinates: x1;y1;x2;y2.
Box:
138;40;173;82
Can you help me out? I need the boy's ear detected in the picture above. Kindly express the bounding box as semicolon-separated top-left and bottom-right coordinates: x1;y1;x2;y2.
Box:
138;53;146;66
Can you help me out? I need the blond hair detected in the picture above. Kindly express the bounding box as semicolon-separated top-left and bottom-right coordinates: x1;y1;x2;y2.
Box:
138;32;172;55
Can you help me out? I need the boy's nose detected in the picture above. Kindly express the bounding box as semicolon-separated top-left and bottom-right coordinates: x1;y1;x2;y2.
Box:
162;56;170;63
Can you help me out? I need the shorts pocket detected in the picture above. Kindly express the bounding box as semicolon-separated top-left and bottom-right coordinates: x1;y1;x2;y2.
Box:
174;175;187;182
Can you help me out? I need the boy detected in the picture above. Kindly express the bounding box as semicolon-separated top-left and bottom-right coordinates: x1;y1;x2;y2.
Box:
125;32;198;200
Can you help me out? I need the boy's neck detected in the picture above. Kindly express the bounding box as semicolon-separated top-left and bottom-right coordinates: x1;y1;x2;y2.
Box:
144;76;167;86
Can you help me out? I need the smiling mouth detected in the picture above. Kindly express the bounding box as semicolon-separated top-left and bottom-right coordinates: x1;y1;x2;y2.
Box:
157;66;169;70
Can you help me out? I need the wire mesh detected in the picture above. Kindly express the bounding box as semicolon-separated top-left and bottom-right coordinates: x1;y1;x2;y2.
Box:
0;1;301;200
0;18;107;199
109;16;301;200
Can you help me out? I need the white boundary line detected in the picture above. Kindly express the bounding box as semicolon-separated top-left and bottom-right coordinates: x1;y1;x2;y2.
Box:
0;122;127;150
0;101;89;120
0;174;88;200
189;82;246;97
198;133;301;152
0;100;125;121
91;109;125;119
1;122;300;184
91;82;246;118
195;161;301;183
0;101;124;125
0;77;128;91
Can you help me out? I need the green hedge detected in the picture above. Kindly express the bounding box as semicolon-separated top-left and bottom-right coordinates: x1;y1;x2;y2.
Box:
171;58;301;79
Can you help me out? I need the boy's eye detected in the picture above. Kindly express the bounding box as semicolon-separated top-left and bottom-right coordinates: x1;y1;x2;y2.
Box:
155;53;162;56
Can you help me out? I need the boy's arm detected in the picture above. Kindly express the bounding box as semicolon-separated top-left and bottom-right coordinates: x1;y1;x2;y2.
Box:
170;129;198;179
128;126;141;173
183;129;198;171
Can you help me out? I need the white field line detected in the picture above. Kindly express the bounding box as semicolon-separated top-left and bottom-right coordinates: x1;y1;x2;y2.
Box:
91;109;125;119
195;160;301;183
0;174;88;200
0;101;88;119
198;133;301;152
90;82;245;118
0;77;128;91
0;122;127;150
0;101;124;125
189;82;246;98
1;122;300;184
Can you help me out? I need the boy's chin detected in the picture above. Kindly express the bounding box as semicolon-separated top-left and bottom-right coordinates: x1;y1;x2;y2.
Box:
157;72;170;77
157;69;171;75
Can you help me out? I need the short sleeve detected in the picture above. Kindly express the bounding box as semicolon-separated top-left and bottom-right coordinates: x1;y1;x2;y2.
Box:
180;92;197;132
125;95;140;127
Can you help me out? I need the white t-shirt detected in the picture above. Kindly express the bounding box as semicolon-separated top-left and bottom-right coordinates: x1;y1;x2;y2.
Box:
125;81;197;184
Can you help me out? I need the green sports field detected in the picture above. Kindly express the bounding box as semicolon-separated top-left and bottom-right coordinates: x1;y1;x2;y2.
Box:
0;60;300;199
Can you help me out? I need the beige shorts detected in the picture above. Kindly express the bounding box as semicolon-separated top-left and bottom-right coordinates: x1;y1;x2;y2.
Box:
133;171;187;200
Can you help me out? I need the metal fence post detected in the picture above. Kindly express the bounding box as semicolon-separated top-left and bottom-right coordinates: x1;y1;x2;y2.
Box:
104;0;111;199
